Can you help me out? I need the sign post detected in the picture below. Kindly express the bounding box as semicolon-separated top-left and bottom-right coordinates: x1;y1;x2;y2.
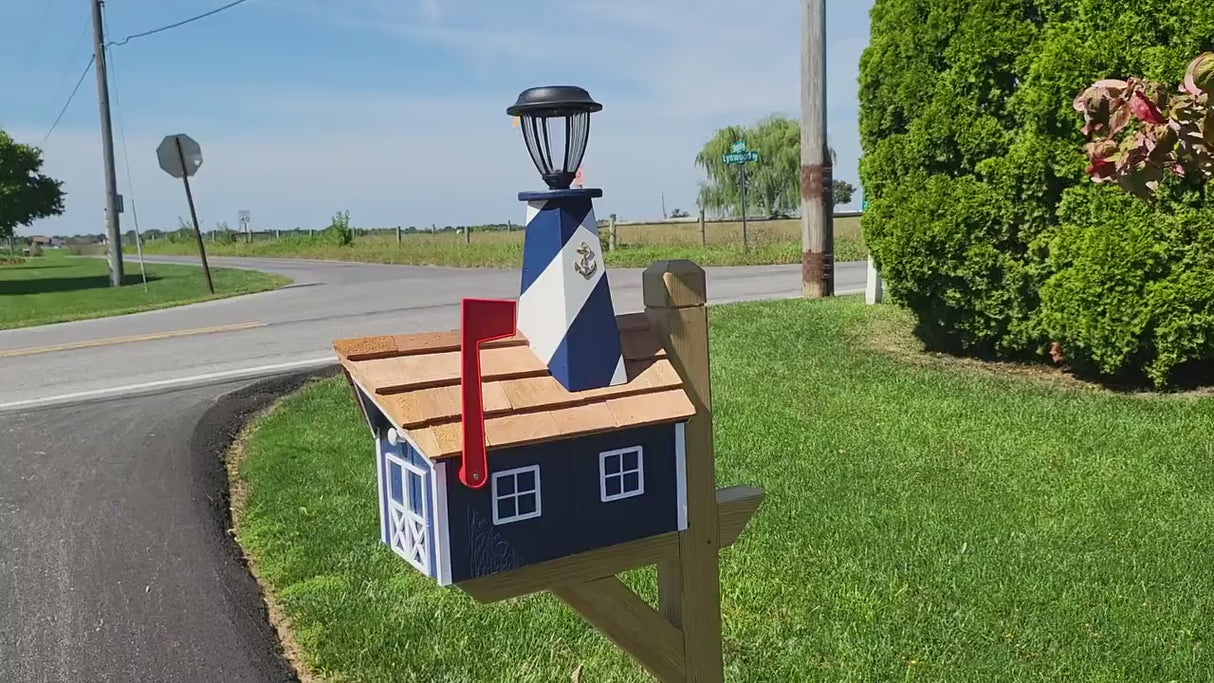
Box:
239;209;251;243
157;133;213;294
722;141;760;252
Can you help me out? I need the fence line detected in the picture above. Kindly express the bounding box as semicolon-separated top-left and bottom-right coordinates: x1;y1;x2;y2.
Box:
122;211;865;253
612;210;862;227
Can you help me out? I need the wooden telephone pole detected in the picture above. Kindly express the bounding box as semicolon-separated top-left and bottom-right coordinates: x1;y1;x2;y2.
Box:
91;0;124;287
800;0;833;298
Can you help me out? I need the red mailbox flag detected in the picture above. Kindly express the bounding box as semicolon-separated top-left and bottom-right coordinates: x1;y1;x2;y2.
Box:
459;298;517;489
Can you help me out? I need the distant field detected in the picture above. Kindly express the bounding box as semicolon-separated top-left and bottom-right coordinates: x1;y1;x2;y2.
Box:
0;251;288;329
135;217;867;268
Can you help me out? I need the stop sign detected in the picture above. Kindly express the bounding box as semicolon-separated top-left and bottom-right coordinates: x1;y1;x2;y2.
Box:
157;134;203;179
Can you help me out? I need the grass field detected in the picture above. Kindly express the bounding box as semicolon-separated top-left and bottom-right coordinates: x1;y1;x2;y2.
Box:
230;297;1214;682
137;217;866;268
0;251;289;329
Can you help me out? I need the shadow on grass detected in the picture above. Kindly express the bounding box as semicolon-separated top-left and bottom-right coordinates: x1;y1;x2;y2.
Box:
915;333;1214;395
0;274;166;295
0;262;80;271
872;308;1214;395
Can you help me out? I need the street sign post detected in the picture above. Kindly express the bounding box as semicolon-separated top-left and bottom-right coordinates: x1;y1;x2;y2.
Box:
721;142;760;252
238;209;251;243
156;133;213;293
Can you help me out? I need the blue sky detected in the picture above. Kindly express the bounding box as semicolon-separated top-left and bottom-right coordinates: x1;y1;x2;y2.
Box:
1;0;873;236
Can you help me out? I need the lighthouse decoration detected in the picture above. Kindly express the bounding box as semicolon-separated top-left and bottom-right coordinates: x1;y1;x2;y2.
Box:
510;86;626;393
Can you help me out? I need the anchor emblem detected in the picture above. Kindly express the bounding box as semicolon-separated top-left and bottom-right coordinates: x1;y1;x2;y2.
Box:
573;242;597;280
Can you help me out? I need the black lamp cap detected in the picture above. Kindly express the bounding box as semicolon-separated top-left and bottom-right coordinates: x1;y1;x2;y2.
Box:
507;86;602;117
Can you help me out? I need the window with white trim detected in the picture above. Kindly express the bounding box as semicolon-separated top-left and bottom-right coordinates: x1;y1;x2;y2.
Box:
600;446;644;502
492;465;542;525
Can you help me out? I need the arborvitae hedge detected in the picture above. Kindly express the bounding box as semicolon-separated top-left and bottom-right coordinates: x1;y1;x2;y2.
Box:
859;0;1214;386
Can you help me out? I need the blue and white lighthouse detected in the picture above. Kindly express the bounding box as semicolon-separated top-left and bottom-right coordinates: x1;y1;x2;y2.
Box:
509;86;626;393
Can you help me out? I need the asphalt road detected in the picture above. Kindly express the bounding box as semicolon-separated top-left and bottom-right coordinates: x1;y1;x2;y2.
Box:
0;375;315;682
0;256;867;410
0;256;866;681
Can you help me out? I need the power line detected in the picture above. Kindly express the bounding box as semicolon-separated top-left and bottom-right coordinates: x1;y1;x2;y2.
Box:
20;0;59;73
39;0;254;146
44;18;92;114
40;55;95;147
107;0;252;47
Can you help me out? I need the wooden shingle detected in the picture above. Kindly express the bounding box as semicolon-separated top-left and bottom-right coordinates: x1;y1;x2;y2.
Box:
334;313;695;460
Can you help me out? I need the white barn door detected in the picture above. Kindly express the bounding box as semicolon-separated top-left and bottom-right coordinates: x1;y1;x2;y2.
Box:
384;452;430;574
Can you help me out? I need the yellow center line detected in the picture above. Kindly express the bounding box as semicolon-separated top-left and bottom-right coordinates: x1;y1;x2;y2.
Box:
0;322;266;358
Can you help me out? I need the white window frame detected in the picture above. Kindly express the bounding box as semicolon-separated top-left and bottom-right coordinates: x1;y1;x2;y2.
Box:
599;446;645;502
491;465;542;525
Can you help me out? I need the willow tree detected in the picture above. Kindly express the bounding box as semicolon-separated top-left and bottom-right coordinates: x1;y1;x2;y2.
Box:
695;116;843;217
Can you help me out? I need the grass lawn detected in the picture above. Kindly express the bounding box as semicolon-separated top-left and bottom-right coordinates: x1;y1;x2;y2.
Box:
138;217;867;268
0;251;290;329
231;297;1214;682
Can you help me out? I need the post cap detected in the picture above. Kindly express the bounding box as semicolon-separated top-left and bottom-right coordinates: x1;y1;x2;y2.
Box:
642;260;707;309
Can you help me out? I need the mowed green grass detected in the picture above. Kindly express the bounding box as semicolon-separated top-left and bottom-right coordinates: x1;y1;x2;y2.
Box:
0;251;289;329
231;297;1214;682
138;217;866;268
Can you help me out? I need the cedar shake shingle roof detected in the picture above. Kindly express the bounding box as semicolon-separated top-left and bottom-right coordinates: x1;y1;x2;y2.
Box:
334;312;696;460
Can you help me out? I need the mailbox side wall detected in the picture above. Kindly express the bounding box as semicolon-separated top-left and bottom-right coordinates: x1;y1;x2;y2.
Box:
443;440;576;584
568;423;681;553
442;424;682;584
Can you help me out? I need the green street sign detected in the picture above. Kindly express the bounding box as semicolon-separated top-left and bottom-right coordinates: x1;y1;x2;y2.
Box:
722;150;759;165
730;140;747;154
861;196;869;210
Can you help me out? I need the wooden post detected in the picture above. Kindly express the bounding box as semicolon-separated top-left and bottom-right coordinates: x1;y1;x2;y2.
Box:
455;260;762;682
609;213;618;252
644;260;723;683
464;224;471;245
396;225;402;246
698;208;706;247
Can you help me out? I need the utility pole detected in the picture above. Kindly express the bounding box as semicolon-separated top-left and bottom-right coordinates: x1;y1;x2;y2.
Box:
800;0;833;298
91;0;123;287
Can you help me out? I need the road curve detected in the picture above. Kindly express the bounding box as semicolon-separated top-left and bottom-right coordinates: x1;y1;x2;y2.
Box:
0;375;320;682
0;257;867;410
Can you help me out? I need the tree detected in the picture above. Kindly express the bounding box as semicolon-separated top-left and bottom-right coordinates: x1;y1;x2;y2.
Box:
669;208;689;218
860;0;1214;387
695;116;848;217
0;130;65;240
832;180;855;205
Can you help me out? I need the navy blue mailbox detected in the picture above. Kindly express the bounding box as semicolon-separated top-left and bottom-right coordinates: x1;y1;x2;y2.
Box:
334;86;696;585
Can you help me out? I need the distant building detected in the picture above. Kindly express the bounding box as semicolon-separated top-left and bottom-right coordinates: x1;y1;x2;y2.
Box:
30;236;62;248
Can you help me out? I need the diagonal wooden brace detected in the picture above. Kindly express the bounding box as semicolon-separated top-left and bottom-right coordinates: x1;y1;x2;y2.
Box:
553;576;687;682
